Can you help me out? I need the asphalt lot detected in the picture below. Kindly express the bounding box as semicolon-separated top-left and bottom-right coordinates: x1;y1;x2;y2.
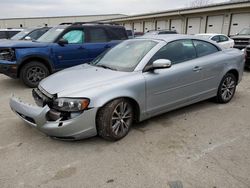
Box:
0;72;250;188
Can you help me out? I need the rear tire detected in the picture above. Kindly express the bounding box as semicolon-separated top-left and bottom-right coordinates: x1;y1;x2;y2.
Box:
216;73;237;104
20;61;49;88
97;99;134;141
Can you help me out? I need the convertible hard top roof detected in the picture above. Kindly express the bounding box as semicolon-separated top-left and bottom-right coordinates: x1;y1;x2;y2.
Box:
139;34;220;45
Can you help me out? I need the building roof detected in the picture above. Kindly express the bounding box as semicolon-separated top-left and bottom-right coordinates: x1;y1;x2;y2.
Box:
0;14;127;21
103;0;250;22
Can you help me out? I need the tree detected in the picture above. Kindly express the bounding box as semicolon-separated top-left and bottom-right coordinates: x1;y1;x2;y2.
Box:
189;0;212;7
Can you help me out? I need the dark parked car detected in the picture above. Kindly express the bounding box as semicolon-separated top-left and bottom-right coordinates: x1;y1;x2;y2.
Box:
10;27;51;41
126;30;134;39
0;28;23;39
231;28;250;50
0;22;128;87
244;46;250;69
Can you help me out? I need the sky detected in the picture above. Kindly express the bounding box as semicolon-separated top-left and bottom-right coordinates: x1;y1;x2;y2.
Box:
0;0;230;19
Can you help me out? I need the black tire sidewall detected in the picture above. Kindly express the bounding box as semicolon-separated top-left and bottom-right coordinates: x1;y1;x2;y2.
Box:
20;61;49;88
97;99;134;141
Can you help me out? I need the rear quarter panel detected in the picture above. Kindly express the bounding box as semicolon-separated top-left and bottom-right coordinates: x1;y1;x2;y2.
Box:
219;48;245;84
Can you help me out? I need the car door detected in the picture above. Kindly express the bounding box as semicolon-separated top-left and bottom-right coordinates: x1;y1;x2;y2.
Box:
83;27;112;63
52;29;88;69
143;39;204;116
192;39;224;93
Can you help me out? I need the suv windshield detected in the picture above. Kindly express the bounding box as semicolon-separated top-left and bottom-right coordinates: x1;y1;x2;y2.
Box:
11;29;33;40
37;27;65;43
91;40;157;72
238;28;250;35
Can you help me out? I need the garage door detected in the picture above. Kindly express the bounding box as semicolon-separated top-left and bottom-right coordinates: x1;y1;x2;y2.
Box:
206;15;224;33
124;23;133;30
187;17;201;35
230;13;250;36
170;19;182;33
133;22;143;32
156;20;169;30
0;20;4;28
144;21;155;32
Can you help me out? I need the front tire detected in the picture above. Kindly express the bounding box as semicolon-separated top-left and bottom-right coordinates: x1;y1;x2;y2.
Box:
97;99;134;141
20;61;49;88
216;73;237;103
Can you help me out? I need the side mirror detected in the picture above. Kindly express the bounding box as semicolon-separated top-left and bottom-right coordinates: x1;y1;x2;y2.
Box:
152;59;172;69
24;36;32;40
58;38;68;46
145;59;172;72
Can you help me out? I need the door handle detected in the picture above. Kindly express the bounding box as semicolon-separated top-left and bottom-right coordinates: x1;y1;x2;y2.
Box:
193;66;202;72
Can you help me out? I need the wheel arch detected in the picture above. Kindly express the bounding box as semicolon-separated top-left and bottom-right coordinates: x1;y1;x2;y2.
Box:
17;56;53;78
96;96;141;123
226;69;239;84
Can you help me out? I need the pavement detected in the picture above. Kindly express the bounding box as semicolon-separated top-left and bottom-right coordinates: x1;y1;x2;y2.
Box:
0;72;250;188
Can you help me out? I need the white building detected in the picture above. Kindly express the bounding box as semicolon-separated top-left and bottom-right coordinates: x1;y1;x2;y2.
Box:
104;1;250;36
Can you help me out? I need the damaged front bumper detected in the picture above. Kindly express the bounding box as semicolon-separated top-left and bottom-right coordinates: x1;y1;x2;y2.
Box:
9;96;98;140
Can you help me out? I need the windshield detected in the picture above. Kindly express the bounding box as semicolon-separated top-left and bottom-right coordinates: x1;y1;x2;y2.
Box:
11;29;33;40
37;27;65;43
91;40;158;72
239;28;250;35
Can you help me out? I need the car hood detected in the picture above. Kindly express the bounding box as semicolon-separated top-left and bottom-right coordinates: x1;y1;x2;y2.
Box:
39;64;132;96
231;35;250;39
0;40;49;48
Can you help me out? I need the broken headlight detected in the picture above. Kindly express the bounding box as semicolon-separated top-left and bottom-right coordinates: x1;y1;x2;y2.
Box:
0;48;16;61
52;98;90;112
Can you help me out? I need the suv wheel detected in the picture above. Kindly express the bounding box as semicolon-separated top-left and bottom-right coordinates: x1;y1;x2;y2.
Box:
97;99;134;141
20;61;49;88
216;73;237;103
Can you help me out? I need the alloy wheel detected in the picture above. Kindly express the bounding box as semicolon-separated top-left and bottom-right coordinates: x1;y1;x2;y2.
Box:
111;101;133;137
27;66;46;84
220;76;236;101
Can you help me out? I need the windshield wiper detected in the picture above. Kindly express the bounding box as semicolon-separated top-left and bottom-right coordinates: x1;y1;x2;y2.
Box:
96;64;117;71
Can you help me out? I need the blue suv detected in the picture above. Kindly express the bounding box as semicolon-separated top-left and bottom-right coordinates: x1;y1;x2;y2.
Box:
0;23;128;87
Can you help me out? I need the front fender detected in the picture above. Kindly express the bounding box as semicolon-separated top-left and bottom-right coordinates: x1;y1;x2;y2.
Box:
15;48;54;72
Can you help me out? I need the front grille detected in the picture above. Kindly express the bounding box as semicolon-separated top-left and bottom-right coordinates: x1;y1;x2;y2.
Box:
234;38;250;46
32;88;54;107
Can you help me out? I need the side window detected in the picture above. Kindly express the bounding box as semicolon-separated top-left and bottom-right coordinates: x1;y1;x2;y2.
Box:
150;39;197;65
109;28;128;40
28;29;48;40
211;35;220;43
220;35;229;42
62;30;84;44
193;40;219;57
0;31;6;39
88;28;109;43
7;31;19;38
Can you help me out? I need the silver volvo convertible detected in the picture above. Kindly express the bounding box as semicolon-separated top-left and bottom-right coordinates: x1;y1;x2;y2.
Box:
10;35;245;141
